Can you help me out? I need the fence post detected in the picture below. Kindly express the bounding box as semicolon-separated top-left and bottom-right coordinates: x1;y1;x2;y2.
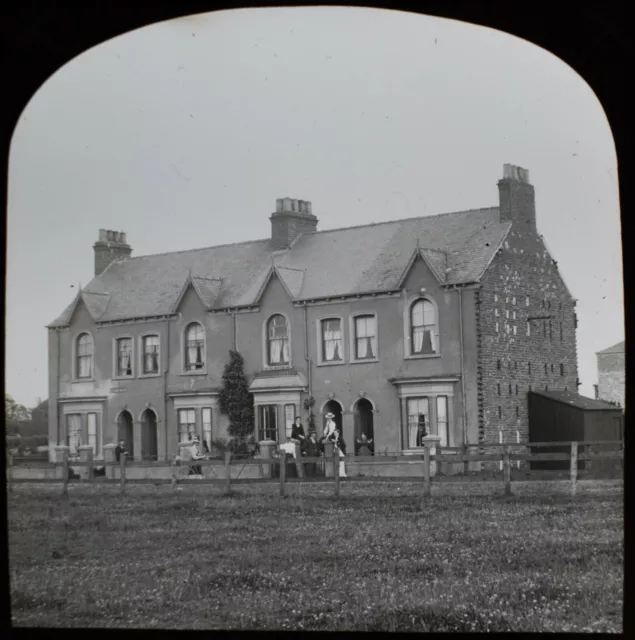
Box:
78;445;93;482
87;448;94;482
7;451;13;493
423;444;431;500
570;441;578;496
171;456;178;487
503;445;512;496
224;452;232;494
120;453;126;495
333;449;340;498
279;452;286;498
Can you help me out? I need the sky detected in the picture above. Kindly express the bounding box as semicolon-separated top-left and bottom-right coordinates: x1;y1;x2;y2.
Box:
7;6;623;408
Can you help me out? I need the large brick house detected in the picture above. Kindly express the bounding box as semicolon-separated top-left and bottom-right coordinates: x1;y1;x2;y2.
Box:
595;340;625;408
47;164;579;462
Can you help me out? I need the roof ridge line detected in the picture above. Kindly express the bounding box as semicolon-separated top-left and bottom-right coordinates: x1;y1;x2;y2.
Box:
191;275;224;282
298;206;499;238
275;265;306;273
129;237;271;261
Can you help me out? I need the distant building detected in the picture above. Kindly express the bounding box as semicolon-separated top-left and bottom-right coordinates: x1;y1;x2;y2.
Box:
596;340;625;408
47;164;579;463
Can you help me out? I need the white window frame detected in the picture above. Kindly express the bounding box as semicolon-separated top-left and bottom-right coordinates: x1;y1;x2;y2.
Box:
140;333;161;377
87;412;102;458
113;335;134;379
178;408;197;443
182;321;207;375
73;331;94;381
403;296;440;359
350;311;379;363
397;382;455;451
316;315;346;366
263;313;292;370
258;404;279;442
66;413;82;455
202;407;213;451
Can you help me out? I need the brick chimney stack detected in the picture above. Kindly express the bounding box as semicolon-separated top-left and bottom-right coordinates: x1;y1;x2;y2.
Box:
498;164;536;231
270;198;318;250
93;229;132;276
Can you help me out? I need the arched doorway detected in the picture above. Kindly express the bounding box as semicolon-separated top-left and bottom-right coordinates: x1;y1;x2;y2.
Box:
117;410;134;459
354;399;374;450
322;400;343;439
140;409;158;461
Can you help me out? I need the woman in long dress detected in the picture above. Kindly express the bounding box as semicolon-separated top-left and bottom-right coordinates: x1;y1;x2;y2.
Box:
333;429;347;478
322;413;337;442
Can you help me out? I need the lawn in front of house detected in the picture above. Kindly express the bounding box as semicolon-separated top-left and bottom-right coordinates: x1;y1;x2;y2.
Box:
8;481;623;631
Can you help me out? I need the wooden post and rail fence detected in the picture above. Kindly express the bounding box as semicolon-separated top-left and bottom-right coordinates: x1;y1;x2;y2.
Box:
6;440;624;501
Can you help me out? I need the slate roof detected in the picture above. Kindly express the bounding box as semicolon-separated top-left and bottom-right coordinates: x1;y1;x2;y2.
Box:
530;390;623;412
597;340;624;355
48;206;510;326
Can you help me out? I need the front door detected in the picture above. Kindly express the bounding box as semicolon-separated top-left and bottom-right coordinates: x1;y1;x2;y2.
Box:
354;399;374;450
117;410;134;459
141;409;158;461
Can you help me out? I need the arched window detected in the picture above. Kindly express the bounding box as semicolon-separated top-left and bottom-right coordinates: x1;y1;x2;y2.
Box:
410;298;438;355
267;314;289;365
185;322;205;371
76;333;93;378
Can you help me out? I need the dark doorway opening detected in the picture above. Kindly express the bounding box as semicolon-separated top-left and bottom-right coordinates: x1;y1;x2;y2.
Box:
141;409;158;461
354;398;374;453
117;410;134;460
322;400;343;438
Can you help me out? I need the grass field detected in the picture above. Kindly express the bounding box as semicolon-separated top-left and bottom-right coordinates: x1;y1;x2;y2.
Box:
8;480;623;632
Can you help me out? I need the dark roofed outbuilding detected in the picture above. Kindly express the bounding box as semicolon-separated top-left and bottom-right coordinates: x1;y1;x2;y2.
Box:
528;390;623;473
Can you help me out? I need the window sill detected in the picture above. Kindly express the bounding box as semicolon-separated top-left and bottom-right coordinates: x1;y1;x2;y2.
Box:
113;375;135;381
404;353;441;360
316;360;347;367
73;377;95;383
180;370;207;376
139;372;161;379
263;364;293;371
350;358;379;365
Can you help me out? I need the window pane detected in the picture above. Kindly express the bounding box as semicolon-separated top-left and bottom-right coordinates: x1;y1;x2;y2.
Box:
285;404;295;440
258;405;278;442
77;334;93;378
178;408;197;441
322;318;343;361
355;315;376;359
411;299;437;355
268;316;289;365
66;414;82;454
186;323;205;370
436;396;449;448
87;413;100;456
117;338;133;376
202;408;212;450
407;398;429;448
143;335;160;373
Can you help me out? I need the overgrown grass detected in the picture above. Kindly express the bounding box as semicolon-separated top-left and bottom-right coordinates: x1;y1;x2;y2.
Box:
8;481;623;631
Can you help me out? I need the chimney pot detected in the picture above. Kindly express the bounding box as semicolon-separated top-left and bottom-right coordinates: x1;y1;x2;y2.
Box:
270;198;318;250
94;228;132;276
498;164;536;231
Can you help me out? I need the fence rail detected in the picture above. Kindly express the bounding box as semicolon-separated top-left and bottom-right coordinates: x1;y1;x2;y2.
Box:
6;440;623;500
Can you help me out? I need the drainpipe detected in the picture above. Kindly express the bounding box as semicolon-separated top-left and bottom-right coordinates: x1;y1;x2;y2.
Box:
455;286;469;460
231;310;237;351
164;317;170;461
57;329;61;451
303;303;312;416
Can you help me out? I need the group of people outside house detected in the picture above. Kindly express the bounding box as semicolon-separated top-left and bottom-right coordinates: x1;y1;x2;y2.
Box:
282;413;375;478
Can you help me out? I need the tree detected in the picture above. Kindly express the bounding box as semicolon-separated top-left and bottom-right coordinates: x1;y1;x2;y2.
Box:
219;351;255;451
24;399;48;436
5;394;31;434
